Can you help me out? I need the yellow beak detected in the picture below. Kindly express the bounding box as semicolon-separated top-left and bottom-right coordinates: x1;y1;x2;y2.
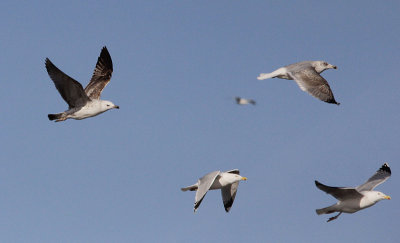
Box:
241;177;247;181
384;195;391;200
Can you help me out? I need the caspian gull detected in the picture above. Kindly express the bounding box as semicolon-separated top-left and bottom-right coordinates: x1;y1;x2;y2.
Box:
45;46;119;122
315;163;391;222
181;169;247;212
235;97;256;105
257;61;340;105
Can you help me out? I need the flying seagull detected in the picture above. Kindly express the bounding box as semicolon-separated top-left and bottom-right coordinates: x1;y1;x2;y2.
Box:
315;163;391;222
45;46;119;122
181;169;247;212
235;97;256;105
257;61;340;105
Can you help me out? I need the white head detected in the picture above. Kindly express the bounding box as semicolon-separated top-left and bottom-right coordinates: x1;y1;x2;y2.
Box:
365;191;391;203
374;191;391;201
313;61;337;73
359;191;390;209
100;100;120;111
224;173;248;184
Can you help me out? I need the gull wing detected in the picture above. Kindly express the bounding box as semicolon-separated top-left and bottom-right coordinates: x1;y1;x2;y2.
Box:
221;181;239;212
288;69;339;105
356;163;391;192
220;169;241;212
84;46;113;99
226;169;240;175
194;171;220;212
45;58;90;108
315;180;362;200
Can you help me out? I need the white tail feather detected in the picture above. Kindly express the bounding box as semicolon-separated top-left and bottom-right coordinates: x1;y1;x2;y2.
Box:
257;67;288;80
257;73;274;80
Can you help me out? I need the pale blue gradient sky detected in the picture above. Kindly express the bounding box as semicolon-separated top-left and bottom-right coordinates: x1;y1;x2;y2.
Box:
1;1;399;242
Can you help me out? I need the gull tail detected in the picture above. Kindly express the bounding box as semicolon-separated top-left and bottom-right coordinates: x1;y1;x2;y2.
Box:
257;68;287;80
181;184;198;192
257;73;276;80
48;113;64;121
316;204;337;215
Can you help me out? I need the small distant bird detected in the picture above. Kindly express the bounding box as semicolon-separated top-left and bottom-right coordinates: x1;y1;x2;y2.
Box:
257;61;339;105
181;169;247;212
315;163;391;222
235;97;256;105
45;46;119;122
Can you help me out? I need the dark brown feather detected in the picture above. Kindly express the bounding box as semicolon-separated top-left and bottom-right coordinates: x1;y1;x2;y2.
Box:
45;58;90;108
315;180;362;200
289;69;339;105
84;46;113;99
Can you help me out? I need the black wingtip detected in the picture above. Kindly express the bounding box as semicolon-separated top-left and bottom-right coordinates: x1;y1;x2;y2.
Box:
48;113;60;121
379;163;391;174
44;58;57;74
224;198;234;213
99;46;113;71
45;58;52;67
101;46;109;55
315;180;326;189
326;98;340;105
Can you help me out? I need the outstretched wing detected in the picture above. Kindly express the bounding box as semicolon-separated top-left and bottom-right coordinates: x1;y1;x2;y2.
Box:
356;163;391;192
45;58;90;108
84;46;113;99
220;169;241;212
315;180;362;200
226;169;240;175
221;182;239;212
194;171;220;212
289;69;339;105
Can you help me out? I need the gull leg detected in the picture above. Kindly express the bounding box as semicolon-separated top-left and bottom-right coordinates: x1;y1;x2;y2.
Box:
327;212;342;222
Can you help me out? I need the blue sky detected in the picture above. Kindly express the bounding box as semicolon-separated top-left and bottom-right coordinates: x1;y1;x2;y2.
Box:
1;1;399;242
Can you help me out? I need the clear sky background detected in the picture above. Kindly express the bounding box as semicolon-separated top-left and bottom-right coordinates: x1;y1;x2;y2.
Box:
1;1;399;242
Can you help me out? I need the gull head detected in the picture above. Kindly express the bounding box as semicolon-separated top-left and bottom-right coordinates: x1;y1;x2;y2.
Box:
371;191;391;202
101;100;120;111
232;174;247;182
221;173;248;185
314;61;337;73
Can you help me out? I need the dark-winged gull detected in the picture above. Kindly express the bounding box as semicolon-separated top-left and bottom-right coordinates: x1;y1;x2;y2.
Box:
235;97;256;105
181;169;247;212
257;61;340;105
315;163;391;222
45;46;119;122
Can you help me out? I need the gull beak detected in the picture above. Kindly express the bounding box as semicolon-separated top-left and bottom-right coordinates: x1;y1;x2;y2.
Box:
114;105;120;109
384;195;391;200
332;65;337;69
241;177;247;181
